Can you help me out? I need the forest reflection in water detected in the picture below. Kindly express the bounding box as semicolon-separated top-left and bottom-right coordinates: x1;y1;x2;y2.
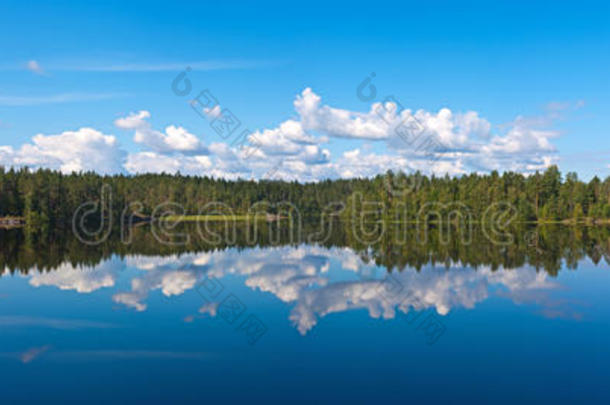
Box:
1;222;610;277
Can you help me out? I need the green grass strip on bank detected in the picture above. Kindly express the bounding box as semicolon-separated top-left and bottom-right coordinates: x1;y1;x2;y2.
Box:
158;215;266;222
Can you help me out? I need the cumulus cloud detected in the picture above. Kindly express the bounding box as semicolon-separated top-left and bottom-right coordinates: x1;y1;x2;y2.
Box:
114;110;151;129
115;110;207;154
248;119;323;155
302;88;563;176
0;88;569;180
296;88;392;140
125;152;212;175
203;87;559;180
0;128;125;174
332;149;410;178
294;88;493;147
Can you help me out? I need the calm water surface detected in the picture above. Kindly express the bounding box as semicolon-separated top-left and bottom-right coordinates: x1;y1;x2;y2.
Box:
1;225;609;403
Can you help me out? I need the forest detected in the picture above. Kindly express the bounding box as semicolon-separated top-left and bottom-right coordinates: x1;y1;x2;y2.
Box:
1;165;610;227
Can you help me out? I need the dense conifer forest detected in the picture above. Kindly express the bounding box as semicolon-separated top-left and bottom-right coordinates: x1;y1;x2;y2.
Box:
2;165;610;227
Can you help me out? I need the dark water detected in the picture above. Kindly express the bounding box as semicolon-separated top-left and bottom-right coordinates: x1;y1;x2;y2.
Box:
1;224;609;403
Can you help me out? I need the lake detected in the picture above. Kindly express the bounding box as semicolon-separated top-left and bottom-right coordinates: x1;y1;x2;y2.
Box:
1;224;609;403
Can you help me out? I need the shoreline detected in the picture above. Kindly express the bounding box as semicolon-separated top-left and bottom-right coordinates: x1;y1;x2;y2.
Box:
3;215;610;228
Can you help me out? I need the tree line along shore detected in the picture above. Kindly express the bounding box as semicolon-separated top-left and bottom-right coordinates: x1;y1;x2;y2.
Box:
2;165;610;228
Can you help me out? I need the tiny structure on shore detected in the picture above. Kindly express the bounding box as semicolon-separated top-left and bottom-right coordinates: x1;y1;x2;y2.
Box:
0;217;25;227
265;213;283;222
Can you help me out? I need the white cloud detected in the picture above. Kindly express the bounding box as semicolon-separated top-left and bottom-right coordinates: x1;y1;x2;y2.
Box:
203;105;222;119
333;148;409;178
125;152;212;175
2;128;125;174
472;115;560;172
294;88;491;147
0;146;14;166
115;110;207;154
484;118;557;155
0;88;568;180
291;88;559;176
247;119;324;156
295;88;391;140
114;110;150;129
26;60;45;75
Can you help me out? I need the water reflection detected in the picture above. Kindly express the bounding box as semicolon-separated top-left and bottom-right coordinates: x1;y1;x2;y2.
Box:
1;223;603;335
3;223;610;275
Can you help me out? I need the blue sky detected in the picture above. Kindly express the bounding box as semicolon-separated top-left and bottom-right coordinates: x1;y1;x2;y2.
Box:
1;0;608;180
